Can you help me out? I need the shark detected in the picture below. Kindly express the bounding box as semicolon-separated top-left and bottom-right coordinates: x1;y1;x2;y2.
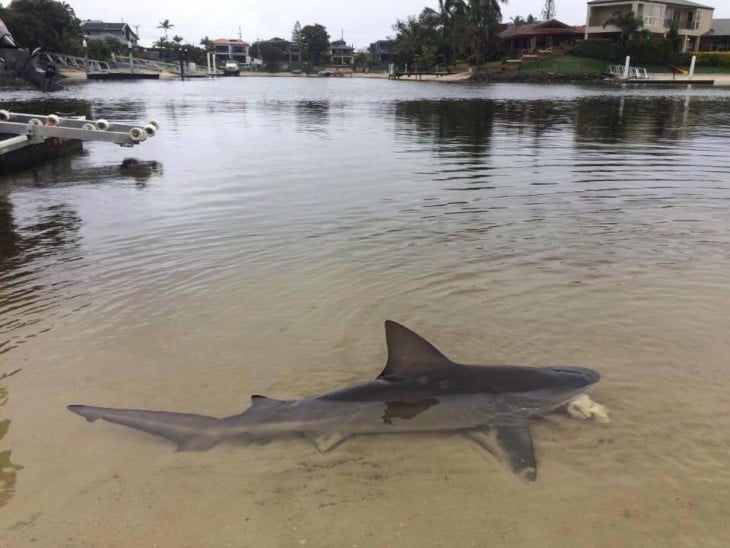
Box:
68;320;602;481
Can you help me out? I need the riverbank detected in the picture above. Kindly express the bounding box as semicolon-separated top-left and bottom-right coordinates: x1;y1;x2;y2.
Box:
53;67;730;86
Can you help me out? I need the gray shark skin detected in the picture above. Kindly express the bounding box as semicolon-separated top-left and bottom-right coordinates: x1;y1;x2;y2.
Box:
68;321;600;481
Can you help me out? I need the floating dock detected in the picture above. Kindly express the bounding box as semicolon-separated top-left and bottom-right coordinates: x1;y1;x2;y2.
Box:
0;110;159;175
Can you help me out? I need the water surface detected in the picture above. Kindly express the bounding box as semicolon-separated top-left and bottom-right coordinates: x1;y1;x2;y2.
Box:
1;78;730;546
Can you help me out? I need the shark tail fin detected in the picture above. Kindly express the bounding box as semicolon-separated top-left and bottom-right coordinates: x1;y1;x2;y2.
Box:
68;404;221;451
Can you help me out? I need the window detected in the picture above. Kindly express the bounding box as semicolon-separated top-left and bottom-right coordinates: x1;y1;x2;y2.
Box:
643;5;662;27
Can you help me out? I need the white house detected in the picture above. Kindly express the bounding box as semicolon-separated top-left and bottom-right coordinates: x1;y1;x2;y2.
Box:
584;0;714;51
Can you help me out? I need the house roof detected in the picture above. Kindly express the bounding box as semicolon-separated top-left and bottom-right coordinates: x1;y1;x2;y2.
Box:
331;39;354;52
213;38;249;46
705;18;730;36
499;19;584;39
587;0;713;8
81;20;139;40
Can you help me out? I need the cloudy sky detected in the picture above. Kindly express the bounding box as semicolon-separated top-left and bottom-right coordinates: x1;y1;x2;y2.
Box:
67;0;730;49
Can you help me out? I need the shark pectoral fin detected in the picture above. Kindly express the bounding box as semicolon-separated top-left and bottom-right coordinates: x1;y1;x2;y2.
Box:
464;422;537;482
304;432;350;453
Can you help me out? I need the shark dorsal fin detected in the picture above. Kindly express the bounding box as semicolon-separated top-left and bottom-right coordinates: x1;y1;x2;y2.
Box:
378;321;454;379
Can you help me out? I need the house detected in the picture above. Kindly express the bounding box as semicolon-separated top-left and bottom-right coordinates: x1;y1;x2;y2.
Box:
700;18;730;50
81;20;139;46
584;0;714;52
499;19;585;52
213;38;251;65
330;39;354;66
369;39;395;66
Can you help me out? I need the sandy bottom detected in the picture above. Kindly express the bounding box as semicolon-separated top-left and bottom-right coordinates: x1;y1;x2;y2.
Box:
1;273;729;547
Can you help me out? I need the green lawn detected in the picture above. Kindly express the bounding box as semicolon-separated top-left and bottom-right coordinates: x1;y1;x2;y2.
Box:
680;65;730;73
517;56;607;74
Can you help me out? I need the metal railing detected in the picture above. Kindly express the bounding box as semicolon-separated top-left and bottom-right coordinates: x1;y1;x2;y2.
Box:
39;52;207;75
40;52;110;72
608;64;650;79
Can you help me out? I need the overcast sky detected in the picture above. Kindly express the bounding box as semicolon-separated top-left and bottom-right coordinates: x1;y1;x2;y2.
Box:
67;0;730;49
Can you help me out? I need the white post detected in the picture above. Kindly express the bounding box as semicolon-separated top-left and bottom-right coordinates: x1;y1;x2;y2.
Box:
623;56;630;79
689;55;696;80
128;40;134;73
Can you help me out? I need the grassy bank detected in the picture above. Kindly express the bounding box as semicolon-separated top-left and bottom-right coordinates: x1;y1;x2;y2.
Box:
518;56;606;74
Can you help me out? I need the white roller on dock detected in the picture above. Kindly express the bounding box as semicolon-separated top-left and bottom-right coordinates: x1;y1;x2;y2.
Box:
0;110;160;150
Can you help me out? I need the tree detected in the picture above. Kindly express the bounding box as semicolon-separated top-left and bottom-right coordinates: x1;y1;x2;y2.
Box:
541;0;556;21
438;0;467;65
0;0;83;53
199;36;212;50
511;14;537;26
251;38;287;71
353;50;371;70
300;23;329;65
157;18;173;39
465;0;504;66
603;9;643;45
393;8;441;68
291;21;302;47
666;20;681;53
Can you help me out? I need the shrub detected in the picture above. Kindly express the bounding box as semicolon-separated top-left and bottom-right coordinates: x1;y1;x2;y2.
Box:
572;39;621;62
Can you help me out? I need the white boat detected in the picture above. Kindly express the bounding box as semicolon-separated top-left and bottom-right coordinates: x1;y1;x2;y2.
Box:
222;61;240;76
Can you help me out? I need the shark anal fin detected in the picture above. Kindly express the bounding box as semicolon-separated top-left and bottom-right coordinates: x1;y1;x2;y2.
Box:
176;435;220;452
464;422;537;482
304;432;349;453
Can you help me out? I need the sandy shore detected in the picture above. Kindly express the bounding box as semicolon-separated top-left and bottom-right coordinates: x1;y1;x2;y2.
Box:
60;68;730;86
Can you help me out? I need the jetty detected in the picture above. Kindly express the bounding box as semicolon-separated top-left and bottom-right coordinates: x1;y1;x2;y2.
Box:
607;57;714;86
0;110;159;175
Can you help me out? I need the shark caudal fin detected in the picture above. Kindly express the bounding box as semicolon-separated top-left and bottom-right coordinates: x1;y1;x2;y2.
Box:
68;405;221;451
378;320;455;378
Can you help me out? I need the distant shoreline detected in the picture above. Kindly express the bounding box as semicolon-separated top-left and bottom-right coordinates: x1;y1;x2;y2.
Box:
36;69;730;88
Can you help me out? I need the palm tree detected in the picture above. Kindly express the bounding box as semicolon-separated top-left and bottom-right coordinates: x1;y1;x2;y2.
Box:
603;9;643;45
465;0;505;66
157;19;174;40
438;0;466;66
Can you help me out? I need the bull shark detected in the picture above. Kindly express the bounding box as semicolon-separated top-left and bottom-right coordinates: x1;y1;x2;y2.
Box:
68;321;601;481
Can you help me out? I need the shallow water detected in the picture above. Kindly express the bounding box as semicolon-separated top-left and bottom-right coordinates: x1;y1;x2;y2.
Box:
1;78;730;546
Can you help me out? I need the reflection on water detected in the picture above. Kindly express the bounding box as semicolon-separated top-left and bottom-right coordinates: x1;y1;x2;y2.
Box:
0;80;729;544
0;98;91;118
395;99;495;155
0;386;23;509
0;193;85;356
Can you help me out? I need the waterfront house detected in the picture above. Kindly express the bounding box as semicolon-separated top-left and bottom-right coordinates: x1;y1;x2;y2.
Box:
81;20;139;46
499;19;585;53
330;39;354;66
369;39;395;66
700;18;730;50
584;0;714;52
213;38;251;66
